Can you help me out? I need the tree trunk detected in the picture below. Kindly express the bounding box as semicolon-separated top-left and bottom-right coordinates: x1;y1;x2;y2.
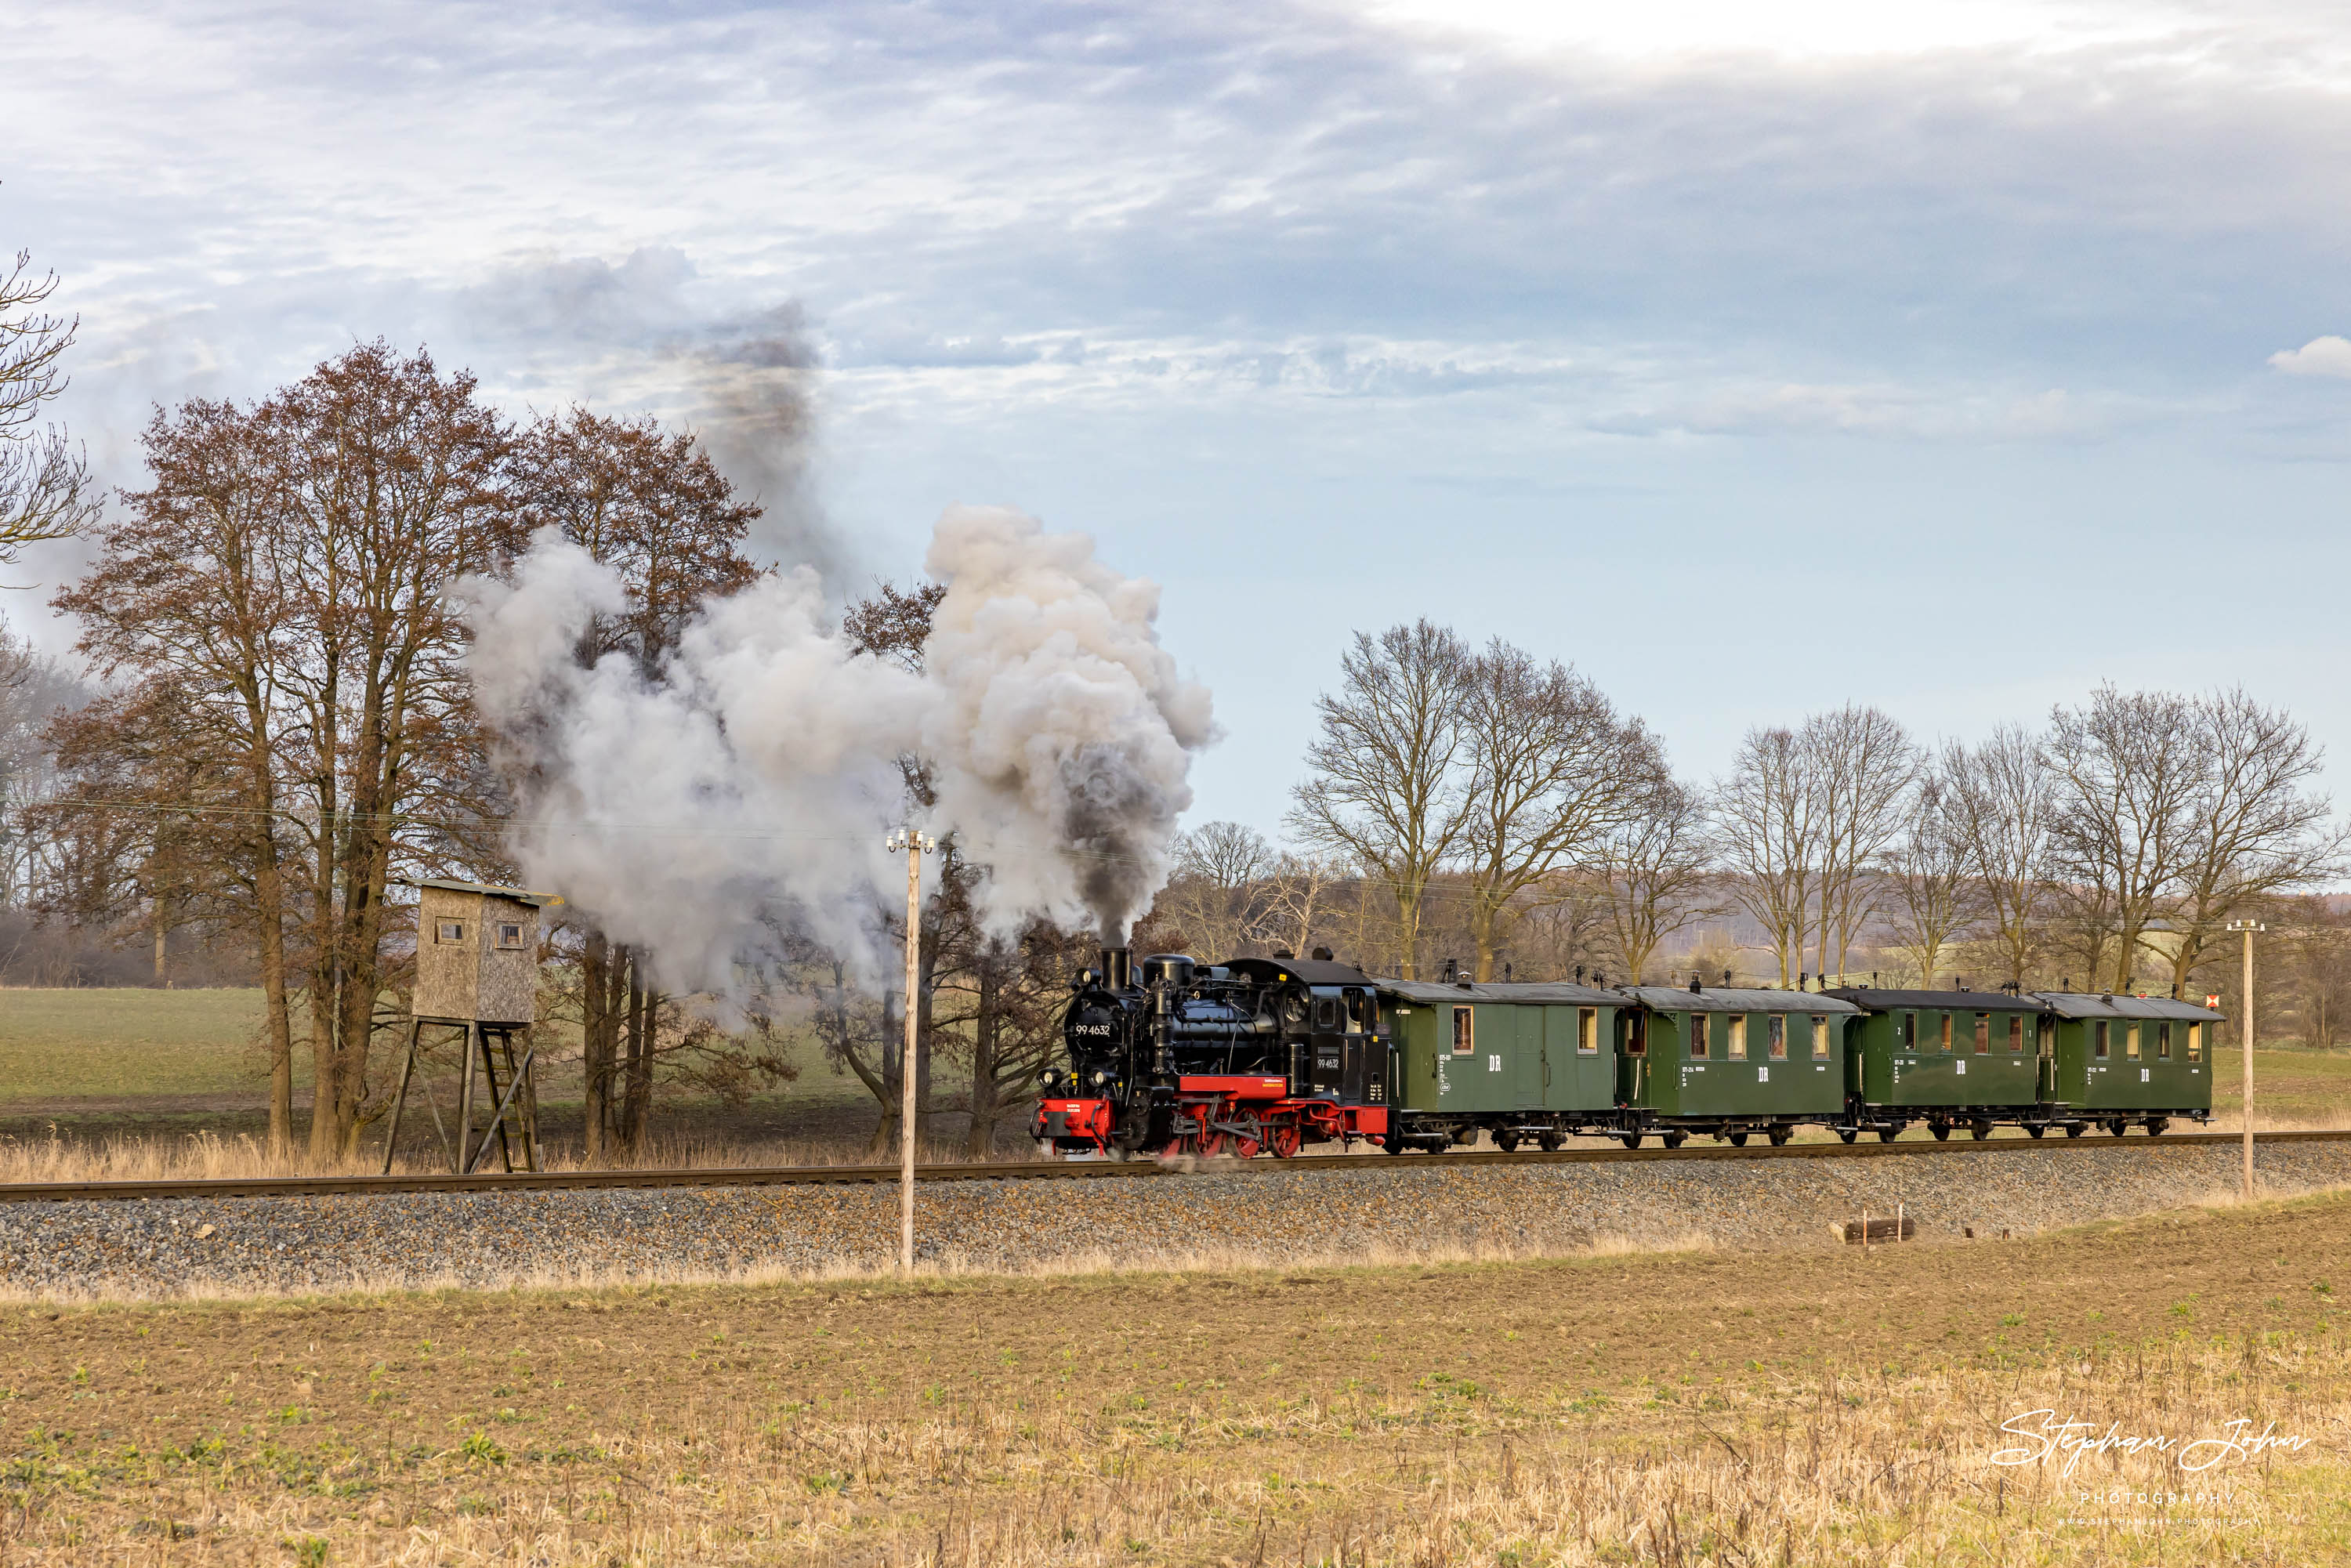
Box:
619;961;654;1158
581;930;614;1163
152;899;168;987
867;993;903;1157
966;958;1000;1158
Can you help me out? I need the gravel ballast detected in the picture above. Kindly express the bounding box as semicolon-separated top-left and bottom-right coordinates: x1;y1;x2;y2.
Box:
2;1139;2346;1298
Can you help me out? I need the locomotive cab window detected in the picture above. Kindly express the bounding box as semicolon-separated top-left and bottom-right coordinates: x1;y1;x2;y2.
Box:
2187;1023;2202;1061
1974;1012;1990;1053
2094;1021;2110;1059
1344;990;1368;1033
1726;1016;1747;1059
1314;996;1344;1032
1810;1016;1830;1058
1576;1008;1598;1054
495;922;526;951
434;920;465;944
1451;1007;1474;1056
1688;1013;1709;1059
1767;1015;1786;1059
2008;1015;2024;1052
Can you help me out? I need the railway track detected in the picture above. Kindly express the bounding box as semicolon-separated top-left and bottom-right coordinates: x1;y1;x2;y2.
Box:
1;1127;2343;1205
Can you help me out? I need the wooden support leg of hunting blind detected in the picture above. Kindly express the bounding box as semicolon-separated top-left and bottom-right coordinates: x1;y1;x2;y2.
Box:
456;1021;480;1175
477;1025;516;1174
381;1019;422;1175
465;1042;538;1176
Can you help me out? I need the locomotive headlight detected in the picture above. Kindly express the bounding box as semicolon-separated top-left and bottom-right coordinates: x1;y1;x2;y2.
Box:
1090;1070;1109;1088
1041;1068;1062;1092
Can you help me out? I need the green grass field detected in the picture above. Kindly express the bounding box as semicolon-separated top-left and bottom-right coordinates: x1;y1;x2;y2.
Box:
0;987;284;1102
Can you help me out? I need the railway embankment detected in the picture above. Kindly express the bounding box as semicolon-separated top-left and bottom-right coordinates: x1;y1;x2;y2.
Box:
3;1136;2347;1298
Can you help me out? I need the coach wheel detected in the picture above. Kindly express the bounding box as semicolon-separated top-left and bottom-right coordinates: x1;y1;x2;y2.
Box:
1726;1131;1748;1147
1538;1130;1563;1152
1930;1123;1951;1142
1877;1126;1900;1143
2146;1117;2168;1137
1971;1121;1992;1141
1838;1129;1857;1145
2064;1122;2085;1138
1621;1133;1642;1150
2026;1124;2045;1139
1768;1125;1791;1147
1662;1131;1686;1150
1381;1135;1408;1157
1494;1131;1521;1153
1268;1124;1303;1160
2107;1118;2128;1137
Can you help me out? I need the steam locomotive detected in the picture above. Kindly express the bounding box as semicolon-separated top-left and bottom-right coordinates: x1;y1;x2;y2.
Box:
1034;945;1390;1158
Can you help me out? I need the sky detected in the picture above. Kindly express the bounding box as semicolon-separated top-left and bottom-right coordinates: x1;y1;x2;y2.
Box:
11;0;2351;844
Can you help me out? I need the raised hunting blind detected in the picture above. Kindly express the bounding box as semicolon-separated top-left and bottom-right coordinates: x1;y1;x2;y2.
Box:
381;879;563;1175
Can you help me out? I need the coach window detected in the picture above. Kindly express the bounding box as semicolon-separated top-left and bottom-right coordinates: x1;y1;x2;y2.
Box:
2038;1016;2055;1057
1577;1008;1599;1054
1811;1016;1831;1058
1689;1013;1709;1059
2158;1022;2172;1059
2007;1015;2024;1052
2095;1021;2110;1059
1900;1012;1917;1049
1974;1012;1991;1053
1727;1016;1748;1059
2187;1022;2202;1061
1939;1014;1954;1052
2126;1023;2142;1059
1767;1015;1788;1059
1451;1007;1474;1056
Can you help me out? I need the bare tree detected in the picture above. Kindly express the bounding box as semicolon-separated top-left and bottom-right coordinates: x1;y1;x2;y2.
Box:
0;252;100;559
2044;687;2210;992
1454;641;1654;980
1255;851;1341;957
1805;705;1918;983
1289;621;1473;980
1594;776;1717;985
1940;725;2051;986
1715;726;1818;986
2158;690;2345;995
1152;820;1276;959
1882;778;1980;987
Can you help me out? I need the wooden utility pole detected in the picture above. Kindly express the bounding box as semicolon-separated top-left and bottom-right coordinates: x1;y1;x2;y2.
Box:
2228;918;2265;1201
889;828;935;1274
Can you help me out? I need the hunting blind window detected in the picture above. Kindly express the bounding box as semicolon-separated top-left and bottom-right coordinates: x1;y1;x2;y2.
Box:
435;921;465;944
1451;1008;1473;1055
496;923;526;950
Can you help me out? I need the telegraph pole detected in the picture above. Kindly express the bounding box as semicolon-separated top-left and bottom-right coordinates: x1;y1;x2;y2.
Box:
887;828;935;1274
2227;918;2265;1201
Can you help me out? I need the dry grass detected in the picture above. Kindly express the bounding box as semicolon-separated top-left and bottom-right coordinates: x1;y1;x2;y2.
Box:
5;1190;2351;1563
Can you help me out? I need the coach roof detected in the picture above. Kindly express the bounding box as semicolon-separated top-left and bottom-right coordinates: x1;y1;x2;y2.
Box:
1381;980;1622;1006
1618;986;1861;1015
1824;988;2048;1012
2034;992;2228;1023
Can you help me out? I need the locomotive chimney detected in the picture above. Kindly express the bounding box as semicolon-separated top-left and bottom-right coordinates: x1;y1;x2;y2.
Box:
1099;946;1134;990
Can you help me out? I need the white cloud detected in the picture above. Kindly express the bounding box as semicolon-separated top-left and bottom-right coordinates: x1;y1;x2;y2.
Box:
2267;335;2351;378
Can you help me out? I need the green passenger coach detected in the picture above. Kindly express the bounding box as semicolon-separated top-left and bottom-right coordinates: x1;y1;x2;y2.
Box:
1378;980;1624;1152
2036;992;2220;1136
1826;988;2052;1141
1614;987;1861;1148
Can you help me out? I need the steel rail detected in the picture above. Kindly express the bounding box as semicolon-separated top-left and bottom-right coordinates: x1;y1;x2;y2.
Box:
0;1127;2342;1205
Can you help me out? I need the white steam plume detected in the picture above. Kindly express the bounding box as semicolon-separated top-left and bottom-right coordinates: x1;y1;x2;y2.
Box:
461;505;1214;988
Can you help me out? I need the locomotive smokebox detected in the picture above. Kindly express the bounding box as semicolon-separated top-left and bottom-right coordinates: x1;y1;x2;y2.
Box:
1099;946;1134;990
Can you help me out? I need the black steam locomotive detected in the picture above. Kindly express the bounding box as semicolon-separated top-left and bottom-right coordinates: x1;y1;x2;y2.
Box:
1034;946;1391;1157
